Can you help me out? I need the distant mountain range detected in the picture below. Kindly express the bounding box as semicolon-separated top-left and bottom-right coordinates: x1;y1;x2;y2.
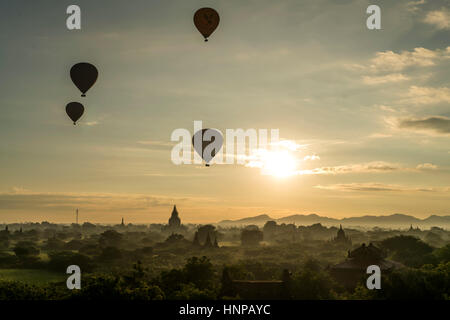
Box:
218;213;450;228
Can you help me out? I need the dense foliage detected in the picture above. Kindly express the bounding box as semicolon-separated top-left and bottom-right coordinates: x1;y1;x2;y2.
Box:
0;222;449;300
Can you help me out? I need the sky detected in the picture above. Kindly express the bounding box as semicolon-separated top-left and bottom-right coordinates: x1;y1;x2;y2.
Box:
0;0;449;223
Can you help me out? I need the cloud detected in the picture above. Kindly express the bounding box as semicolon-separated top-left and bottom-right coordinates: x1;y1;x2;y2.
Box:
403;86;450;105
368;133;393;138
378;105;398;113
84;121;99;126
303;155;320;161
399;116;450;135
424;8;450;30
270;140;308;151
368;47;449;72
314;183;442;193
0;190;213;213
416;163;438;170
10;186;31;193
363;73;409;85
136;140;175;150
406;0;426;13
298;160;440;175
299;161;406;175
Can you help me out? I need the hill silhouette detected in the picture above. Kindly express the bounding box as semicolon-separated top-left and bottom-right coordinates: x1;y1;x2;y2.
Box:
218;213;450;228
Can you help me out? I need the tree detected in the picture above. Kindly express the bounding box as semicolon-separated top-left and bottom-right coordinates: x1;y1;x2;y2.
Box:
434;244;450;263
165;233;185;244
45;237;65;250
99;230;123;247
290;269;336;300
171;283;215;300
48;251;94;272
0;232;9;250
99;246;122;261
381;235;436;267
241;228;263;246
263;221;277;239
183;256;215;290
13;241;40;258
159;268;186;295
368;262;450;300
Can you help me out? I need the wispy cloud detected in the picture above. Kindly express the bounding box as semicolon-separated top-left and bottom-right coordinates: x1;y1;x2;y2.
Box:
314;183;445;193
84;121;100;126
416;163;438;170
303;155;320;161
367;47;449;72
299;161;406;175
402;86;450;105
270;140;309;151
298;161;438;175
136;140;175;150
406;0;426;13
0;189;215;213
363;73;409;85
368;133;393;139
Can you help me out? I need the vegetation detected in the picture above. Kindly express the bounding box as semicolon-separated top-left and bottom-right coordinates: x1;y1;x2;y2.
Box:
0;221;449;300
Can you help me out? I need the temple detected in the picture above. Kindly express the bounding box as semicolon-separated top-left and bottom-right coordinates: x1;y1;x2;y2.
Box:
333;225;352;247
330;242;403;288
220;269;291;299
168;205;181;228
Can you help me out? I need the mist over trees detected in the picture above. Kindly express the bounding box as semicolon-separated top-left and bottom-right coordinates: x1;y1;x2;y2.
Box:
0;220;449;300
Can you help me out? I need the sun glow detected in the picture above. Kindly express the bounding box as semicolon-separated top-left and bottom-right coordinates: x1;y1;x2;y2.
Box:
248;149;298;178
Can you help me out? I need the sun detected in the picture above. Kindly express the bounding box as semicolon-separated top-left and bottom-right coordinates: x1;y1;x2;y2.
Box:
260;150;298;178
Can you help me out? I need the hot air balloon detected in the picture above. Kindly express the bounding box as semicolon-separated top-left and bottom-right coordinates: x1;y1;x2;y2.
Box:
192;128;223;166
193;8;220;42
70;62;98;97
66;102;84;125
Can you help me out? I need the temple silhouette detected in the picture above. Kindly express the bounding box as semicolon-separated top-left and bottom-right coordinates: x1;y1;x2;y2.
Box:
168;205;181;228
330;242;403;288
332;225;352;247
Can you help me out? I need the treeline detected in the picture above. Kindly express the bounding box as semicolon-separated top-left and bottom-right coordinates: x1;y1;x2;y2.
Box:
1;251;450;300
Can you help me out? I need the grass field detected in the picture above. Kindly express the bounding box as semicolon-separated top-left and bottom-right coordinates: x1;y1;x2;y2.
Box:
0;269;65;284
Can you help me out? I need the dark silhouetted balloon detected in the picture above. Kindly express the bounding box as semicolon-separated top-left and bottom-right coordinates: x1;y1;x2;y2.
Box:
193;8;220;42
70;63;98;97
66;102;84;125
192;128;223;166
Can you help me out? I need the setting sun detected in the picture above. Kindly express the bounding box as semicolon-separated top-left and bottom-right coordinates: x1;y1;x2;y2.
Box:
259;150;298;178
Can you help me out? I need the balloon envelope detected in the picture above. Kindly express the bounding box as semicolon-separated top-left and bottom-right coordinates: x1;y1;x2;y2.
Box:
66;102;84;125
70;63;98;97
193;8;220;41
192;128;223;164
